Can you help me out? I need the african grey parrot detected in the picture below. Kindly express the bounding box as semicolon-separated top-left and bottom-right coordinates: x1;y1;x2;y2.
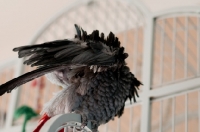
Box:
0;24;141;132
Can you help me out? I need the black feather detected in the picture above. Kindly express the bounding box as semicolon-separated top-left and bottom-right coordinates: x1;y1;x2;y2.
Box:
0;65;67;96
74;24;81;39
54;45;83;58
88;42;103;53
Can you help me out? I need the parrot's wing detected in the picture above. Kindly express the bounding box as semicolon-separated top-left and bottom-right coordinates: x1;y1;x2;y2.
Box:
13;39;115;67
13;24;127;67
0;24;127;96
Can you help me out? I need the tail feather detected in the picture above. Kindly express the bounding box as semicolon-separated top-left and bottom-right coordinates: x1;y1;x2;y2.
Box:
0;65;67;96
33;113;51;132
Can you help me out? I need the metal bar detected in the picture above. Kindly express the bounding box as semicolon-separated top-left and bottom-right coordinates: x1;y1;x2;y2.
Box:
160;20;165;85
141;77;200;99
64;126;67;132
184;18;197;45
5;59;24;128
2;70;10;127
172;97;175;132
0;72;4;127
0;110;2;127
117;118;121;132
153;9;200;20
150;86;199;103
185;93;188;132
140;15;155;132
184;17;188;78
188;17;198;29
0;71;1;128
172;18;177;81
197;18;200;75
105;123;108;132
129;107;133;132
0;70;3;127
125;100;141;108
133;27;138;75
199;91;200;132
159;101;163;132
177;18;185;29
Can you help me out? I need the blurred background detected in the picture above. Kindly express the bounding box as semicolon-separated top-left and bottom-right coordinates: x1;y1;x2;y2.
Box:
0;0;200;132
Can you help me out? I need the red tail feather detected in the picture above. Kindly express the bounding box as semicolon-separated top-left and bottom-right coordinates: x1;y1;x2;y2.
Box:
58;129;64;132
33;113;51;132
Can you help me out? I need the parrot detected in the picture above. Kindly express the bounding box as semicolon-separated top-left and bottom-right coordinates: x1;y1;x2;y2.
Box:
0;24;141;132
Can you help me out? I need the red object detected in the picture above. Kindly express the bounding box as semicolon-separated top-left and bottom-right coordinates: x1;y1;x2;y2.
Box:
39;77;45;88
58;129;64;132
31;77;45;89
31;80;37;87
33;113;50;132
33;113;64;132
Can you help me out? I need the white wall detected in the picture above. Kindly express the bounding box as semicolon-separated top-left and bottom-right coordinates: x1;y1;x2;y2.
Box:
0;0;73;63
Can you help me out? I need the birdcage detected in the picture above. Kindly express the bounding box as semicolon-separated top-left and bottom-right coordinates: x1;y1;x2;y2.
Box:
1;0;200;132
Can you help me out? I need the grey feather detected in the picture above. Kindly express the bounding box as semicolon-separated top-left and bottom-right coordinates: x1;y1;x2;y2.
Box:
0;24;141;132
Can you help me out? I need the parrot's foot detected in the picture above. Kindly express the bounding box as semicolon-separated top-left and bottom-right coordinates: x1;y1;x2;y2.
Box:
80;114;88;128
90;120;98;126
90;120;99;132
80;114;99;131
33;113;51;132
80;114;99;132
91;128;99;132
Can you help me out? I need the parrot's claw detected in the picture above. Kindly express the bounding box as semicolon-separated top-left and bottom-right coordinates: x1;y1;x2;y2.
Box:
91;129;99;132
80;114;88;129
80;115;99;132
90;120;99;132
90;120;98;126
